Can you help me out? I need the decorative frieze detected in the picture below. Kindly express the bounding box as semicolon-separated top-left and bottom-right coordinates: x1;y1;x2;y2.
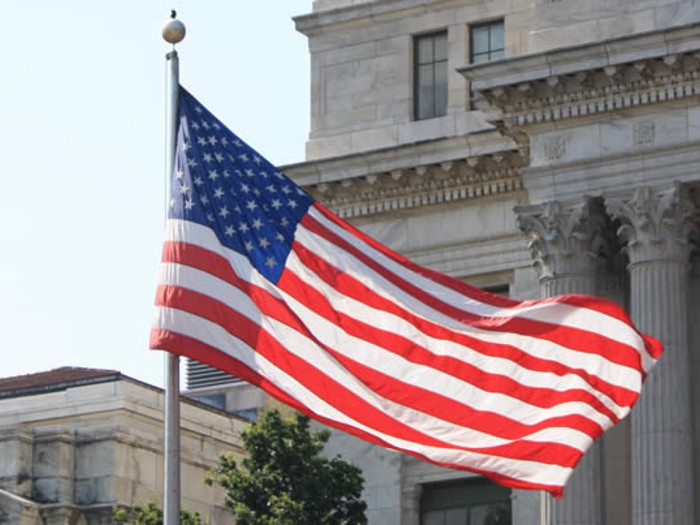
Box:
304;151;525;219
471;52;700;126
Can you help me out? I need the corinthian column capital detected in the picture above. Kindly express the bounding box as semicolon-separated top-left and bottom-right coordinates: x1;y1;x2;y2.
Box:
605;184;697;266
515;197;612;281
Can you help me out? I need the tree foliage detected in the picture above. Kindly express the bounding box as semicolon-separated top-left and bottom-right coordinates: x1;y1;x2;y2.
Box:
206;409;367;525
112;501;205;524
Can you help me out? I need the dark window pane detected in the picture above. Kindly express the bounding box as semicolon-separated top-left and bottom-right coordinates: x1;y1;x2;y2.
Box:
434;62;448;117
490;23;504;52
471;26;490;56
417;36;435;64
434;33;448;61
414;31;448;120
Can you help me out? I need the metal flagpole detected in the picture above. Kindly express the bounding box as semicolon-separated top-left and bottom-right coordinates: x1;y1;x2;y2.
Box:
161;11;185;525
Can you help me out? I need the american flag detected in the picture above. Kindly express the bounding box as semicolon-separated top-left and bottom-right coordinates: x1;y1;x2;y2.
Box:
150;87;662;496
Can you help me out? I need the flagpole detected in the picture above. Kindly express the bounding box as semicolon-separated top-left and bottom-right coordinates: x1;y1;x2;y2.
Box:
162;12;185;525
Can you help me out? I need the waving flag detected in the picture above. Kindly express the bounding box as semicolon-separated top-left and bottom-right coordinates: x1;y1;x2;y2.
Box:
150;86;662;496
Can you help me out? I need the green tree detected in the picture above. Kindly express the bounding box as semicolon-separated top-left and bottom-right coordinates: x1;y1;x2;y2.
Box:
112;501;206;524
206;409;367;525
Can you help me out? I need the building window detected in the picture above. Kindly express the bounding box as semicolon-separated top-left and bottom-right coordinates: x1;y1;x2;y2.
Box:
470;20;504;64
421;477;511;525
414;31;448;120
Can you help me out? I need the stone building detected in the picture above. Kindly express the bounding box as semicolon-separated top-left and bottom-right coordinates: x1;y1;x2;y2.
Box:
0;367;245;524
185;0;700;524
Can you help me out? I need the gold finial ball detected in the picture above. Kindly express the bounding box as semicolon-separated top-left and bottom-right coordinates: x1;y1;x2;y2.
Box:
162;13;186;45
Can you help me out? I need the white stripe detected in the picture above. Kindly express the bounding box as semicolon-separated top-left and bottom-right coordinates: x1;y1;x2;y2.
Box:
282;249;628;421
153;304;574;487
162;218;642;398
293;218;643;394
157;261;596;450
308;206;655;373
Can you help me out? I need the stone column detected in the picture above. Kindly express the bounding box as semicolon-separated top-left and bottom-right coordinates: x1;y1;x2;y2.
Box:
516;198;611;525
606;185;696;525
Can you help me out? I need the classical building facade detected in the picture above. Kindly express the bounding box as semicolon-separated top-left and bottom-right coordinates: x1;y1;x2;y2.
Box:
186;0;700;524
279;1;700;524
0;367;245;524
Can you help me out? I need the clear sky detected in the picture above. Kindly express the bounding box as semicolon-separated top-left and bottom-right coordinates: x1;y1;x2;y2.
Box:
1;1;312;387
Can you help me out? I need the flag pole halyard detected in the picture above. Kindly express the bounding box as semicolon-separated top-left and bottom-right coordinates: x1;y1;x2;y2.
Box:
162;11;185;525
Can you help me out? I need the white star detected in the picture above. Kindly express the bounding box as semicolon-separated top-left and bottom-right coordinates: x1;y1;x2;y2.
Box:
207;213;215;222
252;218;263;230
191;122;201;130
197;137;207;146
245;169;255;178
225;225;235;236
220;206;230;218
233;139;242;147
187;158;198;168
244;241;254;252
201;120;210;129
213;122;221;130
185;199;195;210
223;170;231;178
276;232;285;242
208;170;219;181
203;153;213;163
215;153;224;162
265;257;276;268
176;169;185;179
280;217;289;227
281;186;292;195
183;141;192;151
259;238;270;249
238;222;250;233
195;106;203;114
271;199;282;209
221;137;229;146
208;135;218;146
214;188;225;199
180;183;190;194
238;153;249;162
246;200;258;212
240;184;251;194
253;155;261;165
266;184;277;193
288;200;298;209
200;195;210;205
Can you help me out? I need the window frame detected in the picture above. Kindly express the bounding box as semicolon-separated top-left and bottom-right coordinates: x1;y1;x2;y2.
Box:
413;30;449;121
469;19;505;64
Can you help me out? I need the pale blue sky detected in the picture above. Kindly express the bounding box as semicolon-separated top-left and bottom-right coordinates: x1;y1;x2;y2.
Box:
1;1;312;387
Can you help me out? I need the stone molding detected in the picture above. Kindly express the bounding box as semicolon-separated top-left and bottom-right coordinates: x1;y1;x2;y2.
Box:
461;24;700;126
475;53;700;126
515;198;612;280
304;151;525;219
606;184;698;266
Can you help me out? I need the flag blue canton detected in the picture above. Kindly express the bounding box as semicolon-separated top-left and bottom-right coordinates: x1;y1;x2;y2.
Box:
169;87;314;283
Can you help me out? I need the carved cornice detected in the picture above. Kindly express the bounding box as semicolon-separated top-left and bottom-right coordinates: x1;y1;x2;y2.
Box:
460;23;700;126
303;151;525;219
473;52;700;126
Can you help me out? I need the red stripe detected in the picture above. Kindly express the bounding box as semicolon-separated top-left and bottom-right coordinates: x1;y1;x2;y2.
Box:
302;209;644;371
288;239;638;410
153;283;583;468
150;327;566;497
157;242;607;446
279;264;623;424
